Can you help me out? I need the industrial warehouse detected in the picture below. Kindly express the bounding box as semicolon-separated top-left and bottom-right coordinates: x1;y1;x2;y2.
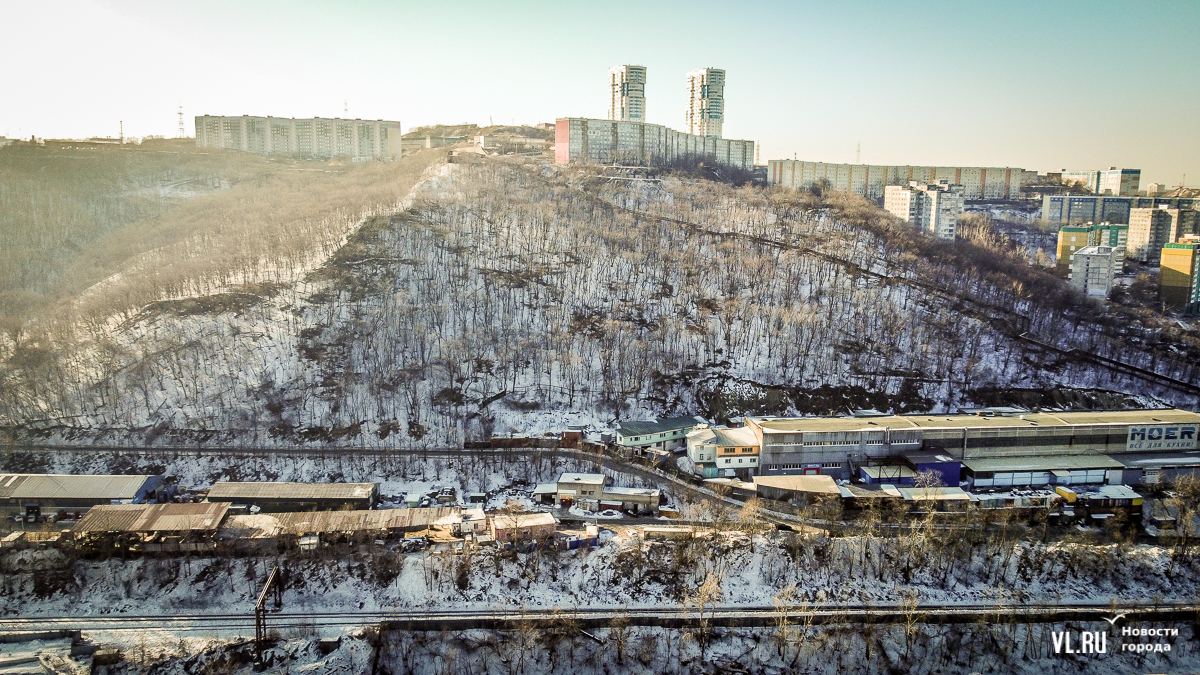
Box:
204;481;378;512
687;408;1200;488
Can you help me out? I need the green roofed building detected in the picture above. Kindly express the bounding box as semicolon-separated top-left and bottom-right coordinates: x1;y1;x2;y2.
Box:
615;416;707;454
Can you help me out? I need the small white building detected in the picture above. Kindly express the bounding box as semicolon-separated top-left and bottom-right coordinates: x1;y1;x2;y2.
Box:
1070;245;1118;298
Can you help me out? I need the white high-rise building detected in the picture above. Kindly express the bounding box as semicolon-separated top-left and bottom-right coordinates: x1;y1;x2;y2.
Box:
883;180;965;240
608;65;646;122
768;160;1029;200
195;115;401;159
686;68;725;138
1070;245;1119;298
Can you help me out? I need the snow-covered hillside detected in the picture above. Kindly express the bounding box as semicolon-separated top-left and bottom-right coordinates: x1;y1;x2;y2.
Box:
3;159;1196;448
7;529;1199;674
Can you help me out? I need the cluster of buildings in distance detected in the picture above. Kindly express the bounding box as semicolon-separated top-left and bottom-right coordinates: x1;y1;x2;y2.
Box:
768;160;1031;200
607;65;726;138
1059;168;1142;197
183;69;1195;277
194;115;402;160
1054;204;1200;307
1041;194;1200;224
556;64;751;171
608;409;1200;490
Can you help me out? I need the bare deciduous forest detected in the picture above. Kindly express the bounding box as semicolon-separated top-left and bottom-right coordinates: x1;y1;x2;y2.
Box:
0;154;1196;445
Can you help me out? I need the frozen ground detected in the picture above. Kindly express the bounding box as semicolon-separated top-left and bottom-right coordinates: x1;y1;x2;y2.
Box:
11;529;1199;674
7;529;1200;618
78;621;1200;675
6;161;1196;451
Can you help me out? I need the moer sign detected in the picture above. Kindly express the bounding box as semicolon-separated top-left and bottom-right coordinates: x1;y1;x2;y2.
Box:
1126;425;1198;451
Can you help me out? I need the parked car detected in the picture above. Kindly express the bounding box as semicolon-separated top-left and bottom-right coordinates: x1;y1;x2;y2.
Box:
400;536;429;553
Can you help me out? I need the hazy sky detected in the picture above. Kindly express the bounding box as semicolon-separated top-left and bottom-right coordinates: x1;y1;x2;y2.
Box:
3;0;1197;185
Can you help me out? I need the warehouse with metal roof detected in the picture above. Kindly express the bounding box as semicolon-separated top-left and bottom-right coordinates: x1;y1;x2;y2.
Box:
205;482;378;512
74;502;230;535
0;473;166;509
745;408;1200;482
218;507;462;549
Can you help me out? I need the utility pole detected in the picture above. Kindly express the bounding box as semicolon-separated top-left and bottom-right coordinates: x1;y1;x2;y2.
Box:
119;121;124;145
178;105;185;138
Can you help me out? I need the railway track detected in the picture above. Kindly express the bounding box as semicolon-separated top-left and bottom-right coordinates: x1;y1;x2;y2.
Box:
2;601;1196;634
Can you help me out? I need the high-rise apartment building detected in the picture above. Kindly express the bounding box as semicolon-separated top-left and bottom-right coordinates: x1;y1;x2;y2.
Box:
769;160;1028;200
608;65;646;122
686;68;725;138
1060;168;1141;196
554;118;754;171
1160;236;1200;314
1041;194;1200;225
883;180;965;240
1128;206;1198;263
195;115;401;159
1070;245;1119;298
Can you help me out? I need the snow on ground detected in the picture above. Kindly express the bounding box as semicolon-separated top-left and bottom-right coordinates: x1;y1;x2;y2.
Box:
486;489;540;512
8;530;1200;621
8;531;1200;673
76;621;1200;675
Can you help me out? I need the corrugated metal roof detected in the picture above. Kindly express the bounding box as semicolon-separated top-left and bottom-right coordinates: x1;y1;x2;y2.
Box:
0;474;30;499
491;512;556;530
6;474;156;501
75;503;229;534
749;409;1200;434
617;416;705;436
270;507;460;535
753;475;841;494
206;482;376;501
898;487;971;501
1108;451;1200;468
838;484;901;499
962;455;1123;472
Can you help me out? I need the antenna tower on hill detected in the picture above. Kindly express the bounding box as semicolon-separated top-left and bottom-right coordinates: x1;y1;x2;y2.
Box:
178;105;185;138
